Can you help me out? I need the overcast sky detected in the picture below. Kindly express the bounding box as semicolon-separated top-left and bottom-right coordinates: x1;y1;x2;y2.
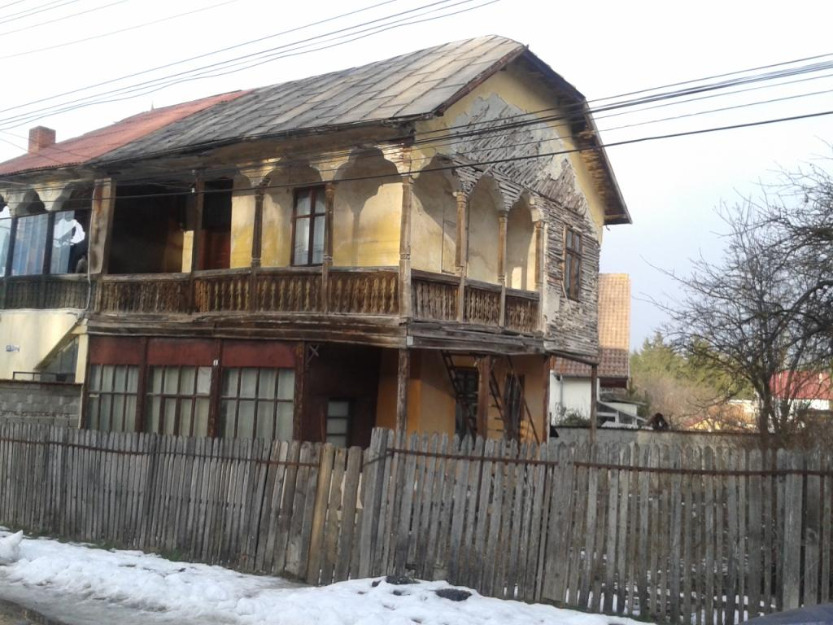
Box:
2;0;832;349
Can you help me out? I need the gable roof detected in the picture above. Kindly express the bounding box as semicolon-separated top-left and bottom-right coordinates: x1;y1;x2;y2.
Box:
0;36;629;224
554;274;631;381
0;91;246;177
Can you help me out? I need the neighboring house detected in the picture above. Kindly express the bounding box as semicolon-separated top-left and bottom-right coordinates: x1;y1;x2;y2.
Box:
0;36;630;445
771;371;833;417
550;274;641;427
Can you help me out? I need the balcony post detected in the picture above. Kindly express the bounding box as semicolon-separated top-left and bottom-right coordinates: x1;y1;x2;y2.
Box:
249;175;270;312
189;172;204;312
454;191;468;322
534;220;545;331
322;182;335;313
399;174;413;319
89;179;116;312
497;211;508;328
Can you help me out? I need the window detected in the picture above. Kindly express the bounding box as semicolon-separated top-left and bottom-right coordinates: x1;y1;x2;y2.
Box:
0;206;10;277
87;365;139;432
503;374;525;440
146;366;211;437
326;400;350;447
50;209;89;274
220;368;295;440
291;187;325;266
453;368;478;438
564;227;582;300
12;211;49;276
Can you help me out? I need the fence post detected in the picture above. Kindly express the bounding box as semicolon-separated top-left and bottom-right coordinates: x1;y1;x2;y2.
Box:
781;451;803;610
358;428;389;578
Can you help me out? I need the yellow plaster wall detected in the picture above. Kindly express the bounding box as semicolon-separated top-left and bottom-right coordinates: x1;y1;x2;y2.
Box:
506;204;536;290
333;175;402;267
261;187;293;267
0;310;80;380
416;63;608;238
466;183;500;283
411;170;457;274
375;349;422;434
230;185;255;269
414;350;456;438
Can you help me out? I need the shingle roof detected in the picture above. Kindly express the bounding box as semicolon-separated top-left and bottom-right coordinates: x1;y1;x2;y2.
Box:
95;36;526;164
0;91;246;176
554;274;630;380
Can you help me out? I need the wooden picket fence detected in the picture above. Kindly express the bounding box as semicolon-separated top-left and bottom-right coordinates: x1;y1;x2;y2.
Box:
0;422;831;624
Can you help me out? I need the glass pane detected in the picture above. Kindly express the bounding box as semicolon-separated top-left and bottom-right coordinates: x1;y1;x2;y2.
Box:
88;365;101;391
276;402;294;441
180;367;196;395
277;370;295;401
293;217;310;265
327;401;350;418
314;189;326;216
164;367;179;394
194;399;210;437
126;367;139;393
312;215;324;265
114;366;127;393
179;399;193;437
146;397;161;433
221;400;236;438
0;207;10;277
112;395;125;431
256;402;274;440
12;212;49;276
222;369;239;397
327;418;348;435
327;434;348;448
86;397;99;429
100;395;112;431
237;400;255;439
258;369;277;399
101;365;115;392
50;211;86;275
240;368;257;398
295;190;311;216
150;367;163;393
124;397;137;432
196;367;212;395
163;399;177;435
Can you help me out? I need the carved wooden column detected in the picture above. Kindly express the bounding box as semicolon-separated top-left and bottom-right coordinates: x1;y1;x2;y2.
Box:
399;175;413;319
322;182;335;313
454;191;468;322
249;176;270;311
395;348;410;439
497;211;508;328
189;173;205;313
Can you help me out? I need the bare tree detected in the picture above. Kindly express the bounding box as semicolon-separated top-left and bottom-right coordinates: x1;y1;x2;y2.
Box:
663;166;833;443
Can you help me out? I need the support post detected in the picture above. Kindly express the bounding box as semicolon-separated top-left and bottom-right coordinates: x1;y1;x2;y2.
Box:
590;363;598;445
497;211;508;327
399;175;413;319
293;342;307;440
322;182;335;313
89;179;116;276
395;348;410;438
189;173;204;312
476;355;491;438
249;177;269;311
454;191;468;322
534;220;545;332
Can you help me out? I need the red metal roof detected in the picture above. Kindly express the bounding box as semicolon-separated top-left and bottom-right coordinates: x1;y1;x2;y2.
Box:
0;91;247;176
771;371;833;401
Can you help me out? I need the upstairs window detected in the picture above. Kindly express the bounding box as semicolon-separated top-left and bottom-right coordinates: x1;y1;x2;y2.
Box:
292;187;325;266
564;227;582;301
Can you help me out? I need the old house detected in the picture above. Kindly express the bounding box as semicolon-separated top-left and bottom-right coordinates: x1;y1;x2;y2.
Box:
0;36;630;445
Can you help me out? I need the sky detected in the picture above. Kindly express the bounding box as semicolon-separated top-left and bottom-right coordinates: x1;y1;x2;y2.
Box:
2;0;833;348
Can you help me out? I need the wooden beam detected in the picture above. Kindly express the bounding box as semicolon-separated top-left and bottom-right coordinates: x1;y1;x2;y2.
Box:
454;191;468;322
399;175;413;319
476;355;490;437
395;348;410;438
89;179;116;276
293;341;307;440
590;363;598;445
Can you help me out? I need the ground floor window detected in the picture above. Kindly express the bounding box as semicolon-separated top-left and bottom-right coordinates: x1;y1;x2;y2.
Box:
145;366;211;437
220;368;295;440
86;365;139;432
326;400;350;447
453;367;478;438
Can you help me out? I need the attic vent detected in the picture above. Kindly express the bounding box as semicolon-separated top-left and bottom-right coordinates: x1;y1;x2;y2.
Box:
28;126;56;153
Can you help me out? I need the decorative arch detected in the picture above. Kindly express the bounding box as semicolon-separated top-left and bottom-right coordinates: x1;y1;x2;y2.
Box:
412;154;458;273
332;148;401;267
466;175;503;283
506;195;536;291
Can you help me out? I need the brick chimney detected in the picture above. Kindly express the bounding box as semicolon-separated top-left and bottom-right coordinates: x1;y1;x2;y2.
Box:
28;126;56;153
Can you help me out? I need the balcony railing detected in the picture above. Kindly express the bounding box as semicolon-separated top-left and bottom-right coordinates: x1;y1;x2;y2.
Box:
1;267;540;334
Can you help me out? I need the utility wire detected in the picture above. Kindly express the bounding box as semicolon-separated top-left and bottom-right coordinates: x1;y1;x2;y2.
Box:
0;0;129;37
0;0;83;25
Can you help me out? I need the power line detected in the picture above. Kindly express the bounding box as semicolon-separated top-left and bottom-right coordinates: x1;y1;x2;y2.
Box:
0;0;130;37
0;0;83;25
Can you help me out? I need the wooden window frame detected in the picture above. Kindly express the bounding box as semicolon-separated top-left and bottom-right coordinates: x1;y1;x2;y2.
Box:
563;226;582;301
220;367;295;440
86;364;140;432
145;365;212;437
325;398;352;447
291;186;326;267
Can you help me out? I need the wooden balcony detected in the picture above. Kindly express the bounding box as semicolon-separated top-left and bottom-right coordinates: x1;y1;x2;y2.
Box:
2;267;539;335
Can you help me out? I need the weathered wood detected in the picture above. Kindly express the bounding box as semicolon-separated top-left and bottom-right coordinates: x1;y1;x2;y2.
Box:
395;349;409;439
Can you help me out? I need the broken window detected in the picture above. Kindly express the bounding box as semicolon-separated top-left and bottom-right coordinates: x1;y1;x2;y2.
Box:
564;227;582;301
145;365;212;437
87;365;139;432
220;368;295;440
292;187;325;266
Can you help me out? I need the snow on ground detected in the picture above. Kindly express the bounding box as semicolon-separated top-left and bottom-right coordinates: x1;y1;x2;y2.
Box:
0;529;649;625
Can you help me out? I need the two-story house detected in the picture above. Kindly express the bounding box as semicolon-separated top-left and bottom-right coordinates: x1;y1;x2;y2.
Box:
0;36;630;446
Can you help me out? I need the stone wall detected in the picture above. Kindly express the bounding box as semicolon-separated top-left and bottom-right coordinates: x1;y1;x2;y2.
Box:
0;380;81;427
